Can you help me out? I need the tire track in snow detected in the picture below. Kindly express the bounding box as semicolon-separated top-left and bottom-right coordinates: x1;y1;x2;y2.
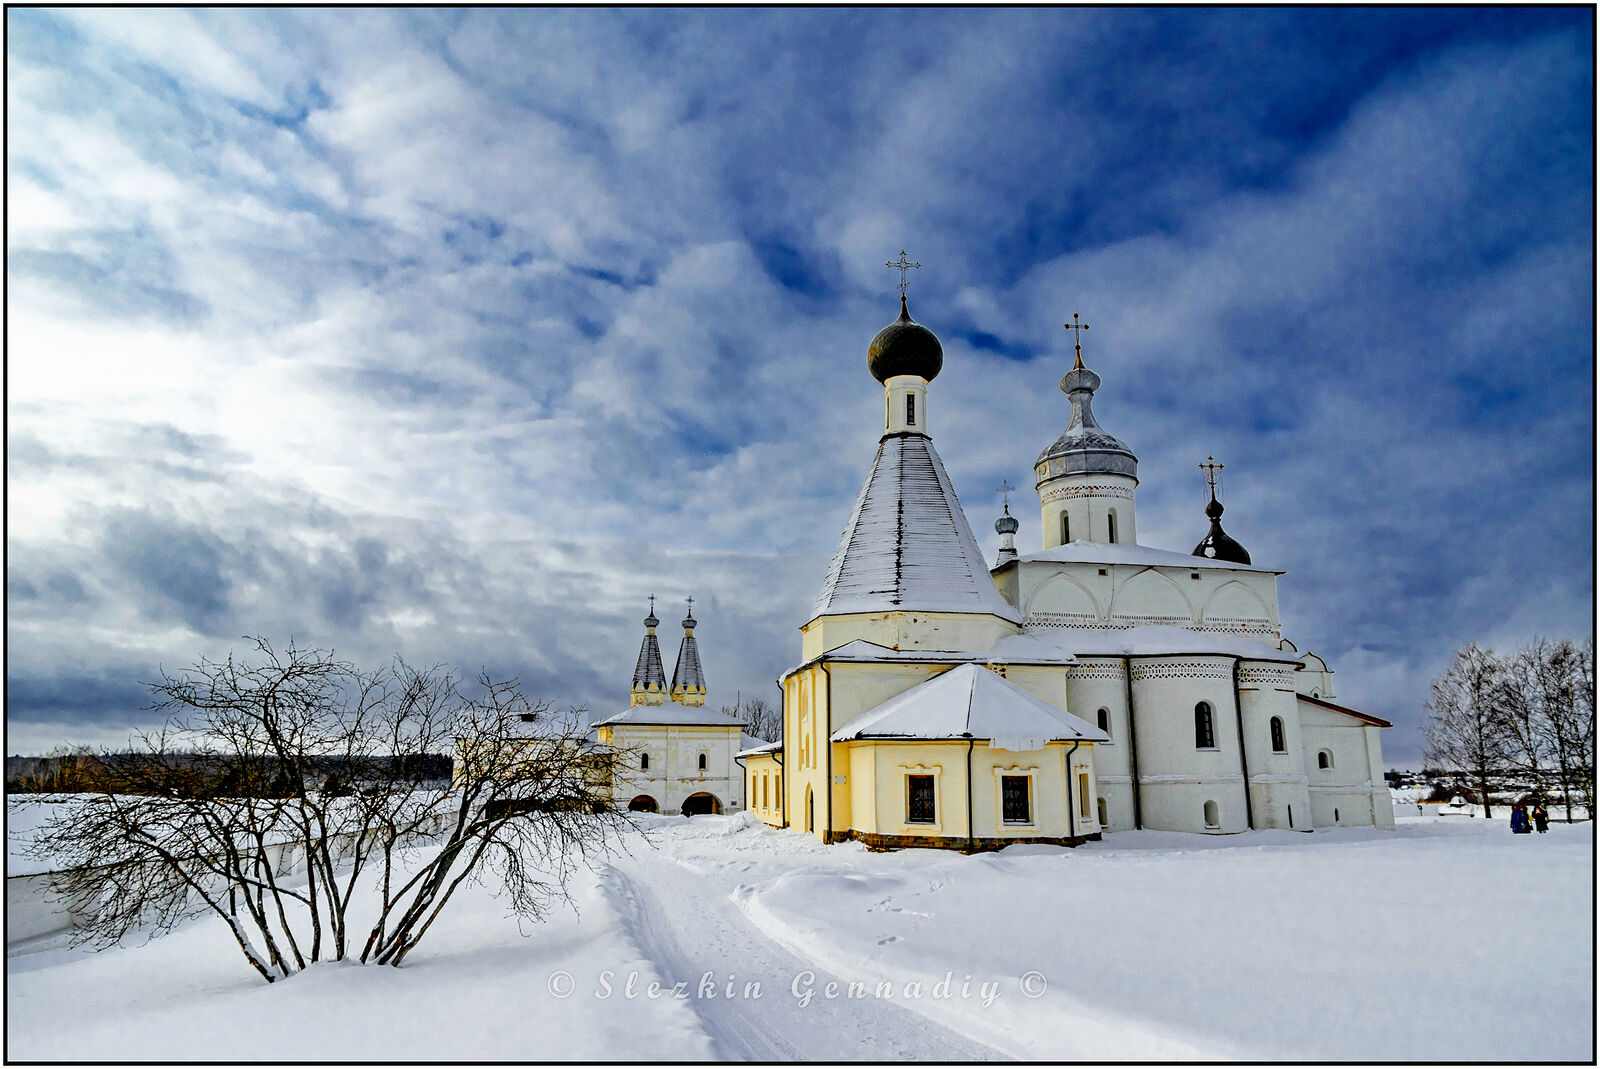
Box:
601;852;1006;1061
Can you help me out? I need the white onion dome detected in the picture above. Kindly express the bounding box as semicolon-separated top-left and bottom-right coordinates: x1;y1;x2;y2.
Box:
1035;359;1137;480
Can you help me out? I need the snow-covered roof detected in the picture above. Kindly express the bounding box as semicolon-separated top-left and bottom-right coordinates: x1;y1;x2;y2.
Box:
1020;625;1302;664
671;629;705;692
632;628;666;691
813;434;1023;624
785;636;1076;678
737;739;782;758
1297;693;1391;728
830;663;1107;750
1005;540;1281;574
592;704;746;728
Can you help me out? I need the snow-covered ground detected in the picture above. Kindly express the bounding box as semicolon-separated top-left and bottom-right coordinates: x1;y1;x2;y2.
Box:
7;811;1592;1061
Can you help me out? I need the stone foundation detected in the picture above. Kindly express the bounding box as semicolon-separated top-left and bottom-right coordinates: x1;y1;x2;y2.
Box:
835;830;1101;852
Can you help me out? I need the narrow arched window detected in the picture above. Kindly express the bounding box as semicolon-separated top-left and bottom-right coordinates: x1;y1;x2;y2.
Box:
1195;702;1215;748
1107;509;1118;544
1317;750;1333;770
698;752;708;771
905;393;915;427
640;753;649;771
1270;716;1286;753
1203;800;1220;828
1061;513;1070;544
1097;708;1111;739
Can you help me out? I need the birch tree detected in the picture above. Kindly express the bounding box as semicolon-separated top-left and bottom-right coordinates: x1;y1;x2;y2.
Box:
1423;642;1513;819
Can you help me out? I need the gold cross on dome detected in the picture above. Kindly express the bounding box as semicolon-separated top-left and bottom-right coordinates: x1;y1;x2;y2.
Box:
1199;456;1224;494
996;479;1016;511
886;249;921;298
1064;313;1090;370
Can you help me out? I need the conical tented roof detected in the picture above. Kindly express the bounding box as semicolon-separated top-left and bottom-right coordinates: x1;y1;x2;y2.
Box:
814;435;1022;623
672;631;705;692
632;630;666;691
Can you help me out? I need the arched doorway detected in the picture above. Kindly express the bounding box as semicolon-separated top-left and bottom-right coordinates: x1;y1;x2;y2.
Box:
627;795;658;813
804;786;814;832
681;792;721;816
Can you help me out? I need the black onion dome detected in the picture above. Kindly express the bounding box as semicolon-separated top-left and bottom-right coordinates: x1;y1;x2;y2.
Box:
868;295;943;383
995;511;1019;536
1192;495;1251;565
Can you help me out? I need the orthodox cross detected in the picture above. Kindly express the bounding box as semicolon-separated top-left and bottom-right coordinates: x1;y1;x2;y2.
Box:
648;593;656;614
1199;456;1224;496
886;249;921;298
996;479;1016;513
1064;312;1090;370
684;595;695;616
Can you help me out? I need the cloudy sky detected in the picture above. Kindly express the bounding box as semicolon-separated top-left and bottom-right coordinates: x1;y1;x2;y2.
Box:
6;8;1593;764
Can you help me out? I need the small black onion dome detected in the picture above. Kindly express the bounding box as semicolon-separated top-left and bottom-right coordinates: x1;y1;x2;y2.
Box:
644;608;659;628
868;295;943;383
682;613;696;630
995;512;1019;536
1193;495;1251;564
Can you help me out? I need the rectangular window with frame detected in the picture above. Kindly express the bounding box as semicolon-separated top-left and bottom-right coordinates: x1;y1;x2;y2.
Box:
906;774;936;824
1001;775;1031;824
905;393;916;426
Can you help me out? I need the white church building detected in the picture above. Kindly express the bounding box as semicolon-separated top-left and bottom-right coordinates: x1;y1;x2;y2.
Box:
743;267;1394;847
593;598;757;816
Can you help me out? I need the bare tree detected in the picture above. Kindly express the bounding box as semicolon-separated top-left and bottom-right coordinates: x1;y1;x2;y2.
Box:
721;695;781;742
27;638;624;983
1423;643;1514;820
1498;642;1551;791
1550;636;1595;819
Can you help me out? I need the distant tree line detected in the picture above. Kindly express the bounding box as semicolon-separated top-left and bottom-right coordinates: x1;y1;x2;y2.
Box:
1423;635;1594;820
6;751;453;795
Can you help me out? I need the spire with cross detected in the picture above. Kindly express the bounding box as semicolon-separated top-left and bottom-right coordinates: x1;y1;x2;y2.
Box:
671;595;706;704
1199;456;1224;500
1064;312;1090;370
632;593;667;703
993;479;1020;560
885;249;921;299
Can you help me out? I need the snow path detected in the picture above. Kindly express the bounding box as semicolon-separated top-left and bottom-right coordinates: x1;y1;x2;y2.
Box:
602;844;1006;1061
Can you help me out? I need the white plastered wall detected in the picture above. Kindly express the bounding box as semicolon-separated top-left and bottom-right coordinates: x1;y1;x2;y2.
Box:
1037;472;1138;548
1299;701;1391;828
609;723;745;814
